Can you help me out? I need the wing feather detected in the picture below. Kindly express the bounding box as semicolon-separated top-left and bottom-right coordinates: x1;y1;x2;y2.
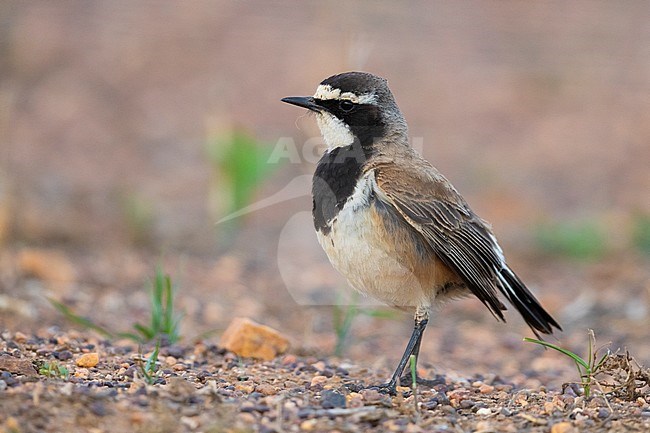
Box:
372;158;561;335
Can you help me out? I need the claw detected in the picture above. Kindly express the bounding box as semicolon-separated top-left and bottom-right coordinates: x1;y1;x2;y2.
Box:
399;373;446;388
344;381;398;395
369;382;398;395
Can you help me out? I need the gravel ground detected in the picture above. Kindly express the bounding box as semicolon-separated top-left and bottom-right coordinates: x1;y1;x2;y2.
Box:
2;249;650;432
1;325;649;433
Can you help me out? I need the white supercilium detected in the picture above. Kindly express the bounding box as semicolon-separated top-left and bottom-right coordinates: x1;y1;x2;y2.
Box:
313;84;377;104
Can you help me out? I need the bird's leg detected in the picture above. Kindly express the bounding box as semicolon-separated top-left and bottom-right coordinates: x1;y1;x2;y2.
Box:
398;331;423;384
398;333;442;387
374;308;429;394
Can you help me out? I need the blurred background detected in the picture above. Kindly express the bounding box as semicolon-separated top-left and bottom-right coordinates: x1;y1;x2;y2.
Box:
1;1;649;387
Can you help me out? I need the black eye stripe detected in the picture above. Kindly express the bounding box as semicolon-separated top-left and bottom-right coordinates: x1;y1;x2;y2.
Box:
314;99;359;115
339;100;355;111
313;98;385;148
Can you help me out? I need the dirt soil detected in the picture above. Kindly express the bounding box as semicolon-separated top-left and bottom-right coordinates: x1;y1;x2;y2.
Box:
1;331;650;433
1;249;649;433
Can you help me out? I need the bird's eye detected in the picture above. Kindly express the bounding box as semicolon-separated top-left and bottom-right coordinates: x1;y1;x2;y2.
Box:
339;100;355;112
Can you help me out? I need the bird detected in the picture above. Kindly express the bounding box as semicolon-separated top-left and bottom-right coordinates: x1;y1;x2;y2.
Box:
281;71;561;394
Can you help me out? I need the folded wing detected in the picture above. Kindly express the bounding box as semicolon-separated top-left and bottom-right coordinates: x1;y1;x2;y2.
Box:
373;160;561;336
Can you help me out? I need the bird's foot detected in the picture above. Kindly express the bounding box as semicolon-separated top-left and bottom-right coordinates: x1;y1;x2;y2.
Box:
344;381;398;395
399;373;446;388
345;375;446;396
368;382;399;395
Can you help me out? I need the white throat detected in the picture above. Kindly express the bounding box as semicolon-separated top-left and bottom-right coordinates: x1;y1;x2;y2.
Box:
316;111;355;150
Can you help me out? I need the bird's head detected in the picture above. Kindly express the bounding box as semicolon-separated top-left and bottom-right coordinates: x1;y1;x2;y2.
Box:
282;72;407;151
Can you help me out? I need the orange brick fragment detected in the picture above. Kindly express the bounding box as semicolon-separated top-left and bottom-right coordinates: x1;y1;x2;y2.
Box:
76;352;99;368
220;317;289;361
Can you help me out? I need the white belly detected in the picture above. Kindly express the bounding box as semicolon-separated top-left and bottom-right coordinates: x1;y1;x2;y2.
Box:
316;173;431;309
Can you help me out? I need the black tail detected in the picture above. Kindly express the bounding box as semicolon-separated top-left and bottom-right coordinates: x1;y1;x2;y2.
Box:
498;266;562;337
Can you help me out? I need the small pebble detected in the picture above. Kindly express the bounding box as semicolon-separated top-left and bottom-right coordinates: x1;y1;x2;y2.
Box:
477;421;497;432
422;399;438;410
405;422;423;433
336;367;349;376
300;419;317;431
562;384;579;397
495;384;513;392
89;401;108;417
124;365;138;378
237;412;256;424
321;389;346;409
310;375;328;388
297;408;314;419
180;416;199;430
54;350;73;361
560;395;575;406
164;346;185;358
544;401;557;415
347;392;364;408
360;388;383;403
76;353;99;368
235;383;255;393
281;354;297;365
441;405;456;415
476;407;491;416
1;372;17;387
196;370;211;381
74;368;89;379
551;421;576;433
460;399;475;409
434;392;450;405
479;384;495;394
240;404;270;413
255;383;277;396
597;408;610;419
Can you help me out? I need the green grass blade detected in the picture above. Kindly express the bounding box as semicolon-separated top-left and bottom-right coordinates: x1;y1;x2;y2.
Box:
150;269;164;334
48;298;114;339
587;330;594;369
145;340;160;374
334;304;357;357
594;351;610;372
523;337;590;370
361;309;399;320
169;315;183;343
409;354;417;388
332;304;342;334
163;274;173;330
133;323;154;340
115;332;143;342
162;274;179;341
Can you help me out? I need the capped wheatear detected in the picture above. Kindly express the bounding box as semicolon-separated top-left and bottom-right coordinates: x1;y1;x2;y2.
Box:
282;72;561;393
